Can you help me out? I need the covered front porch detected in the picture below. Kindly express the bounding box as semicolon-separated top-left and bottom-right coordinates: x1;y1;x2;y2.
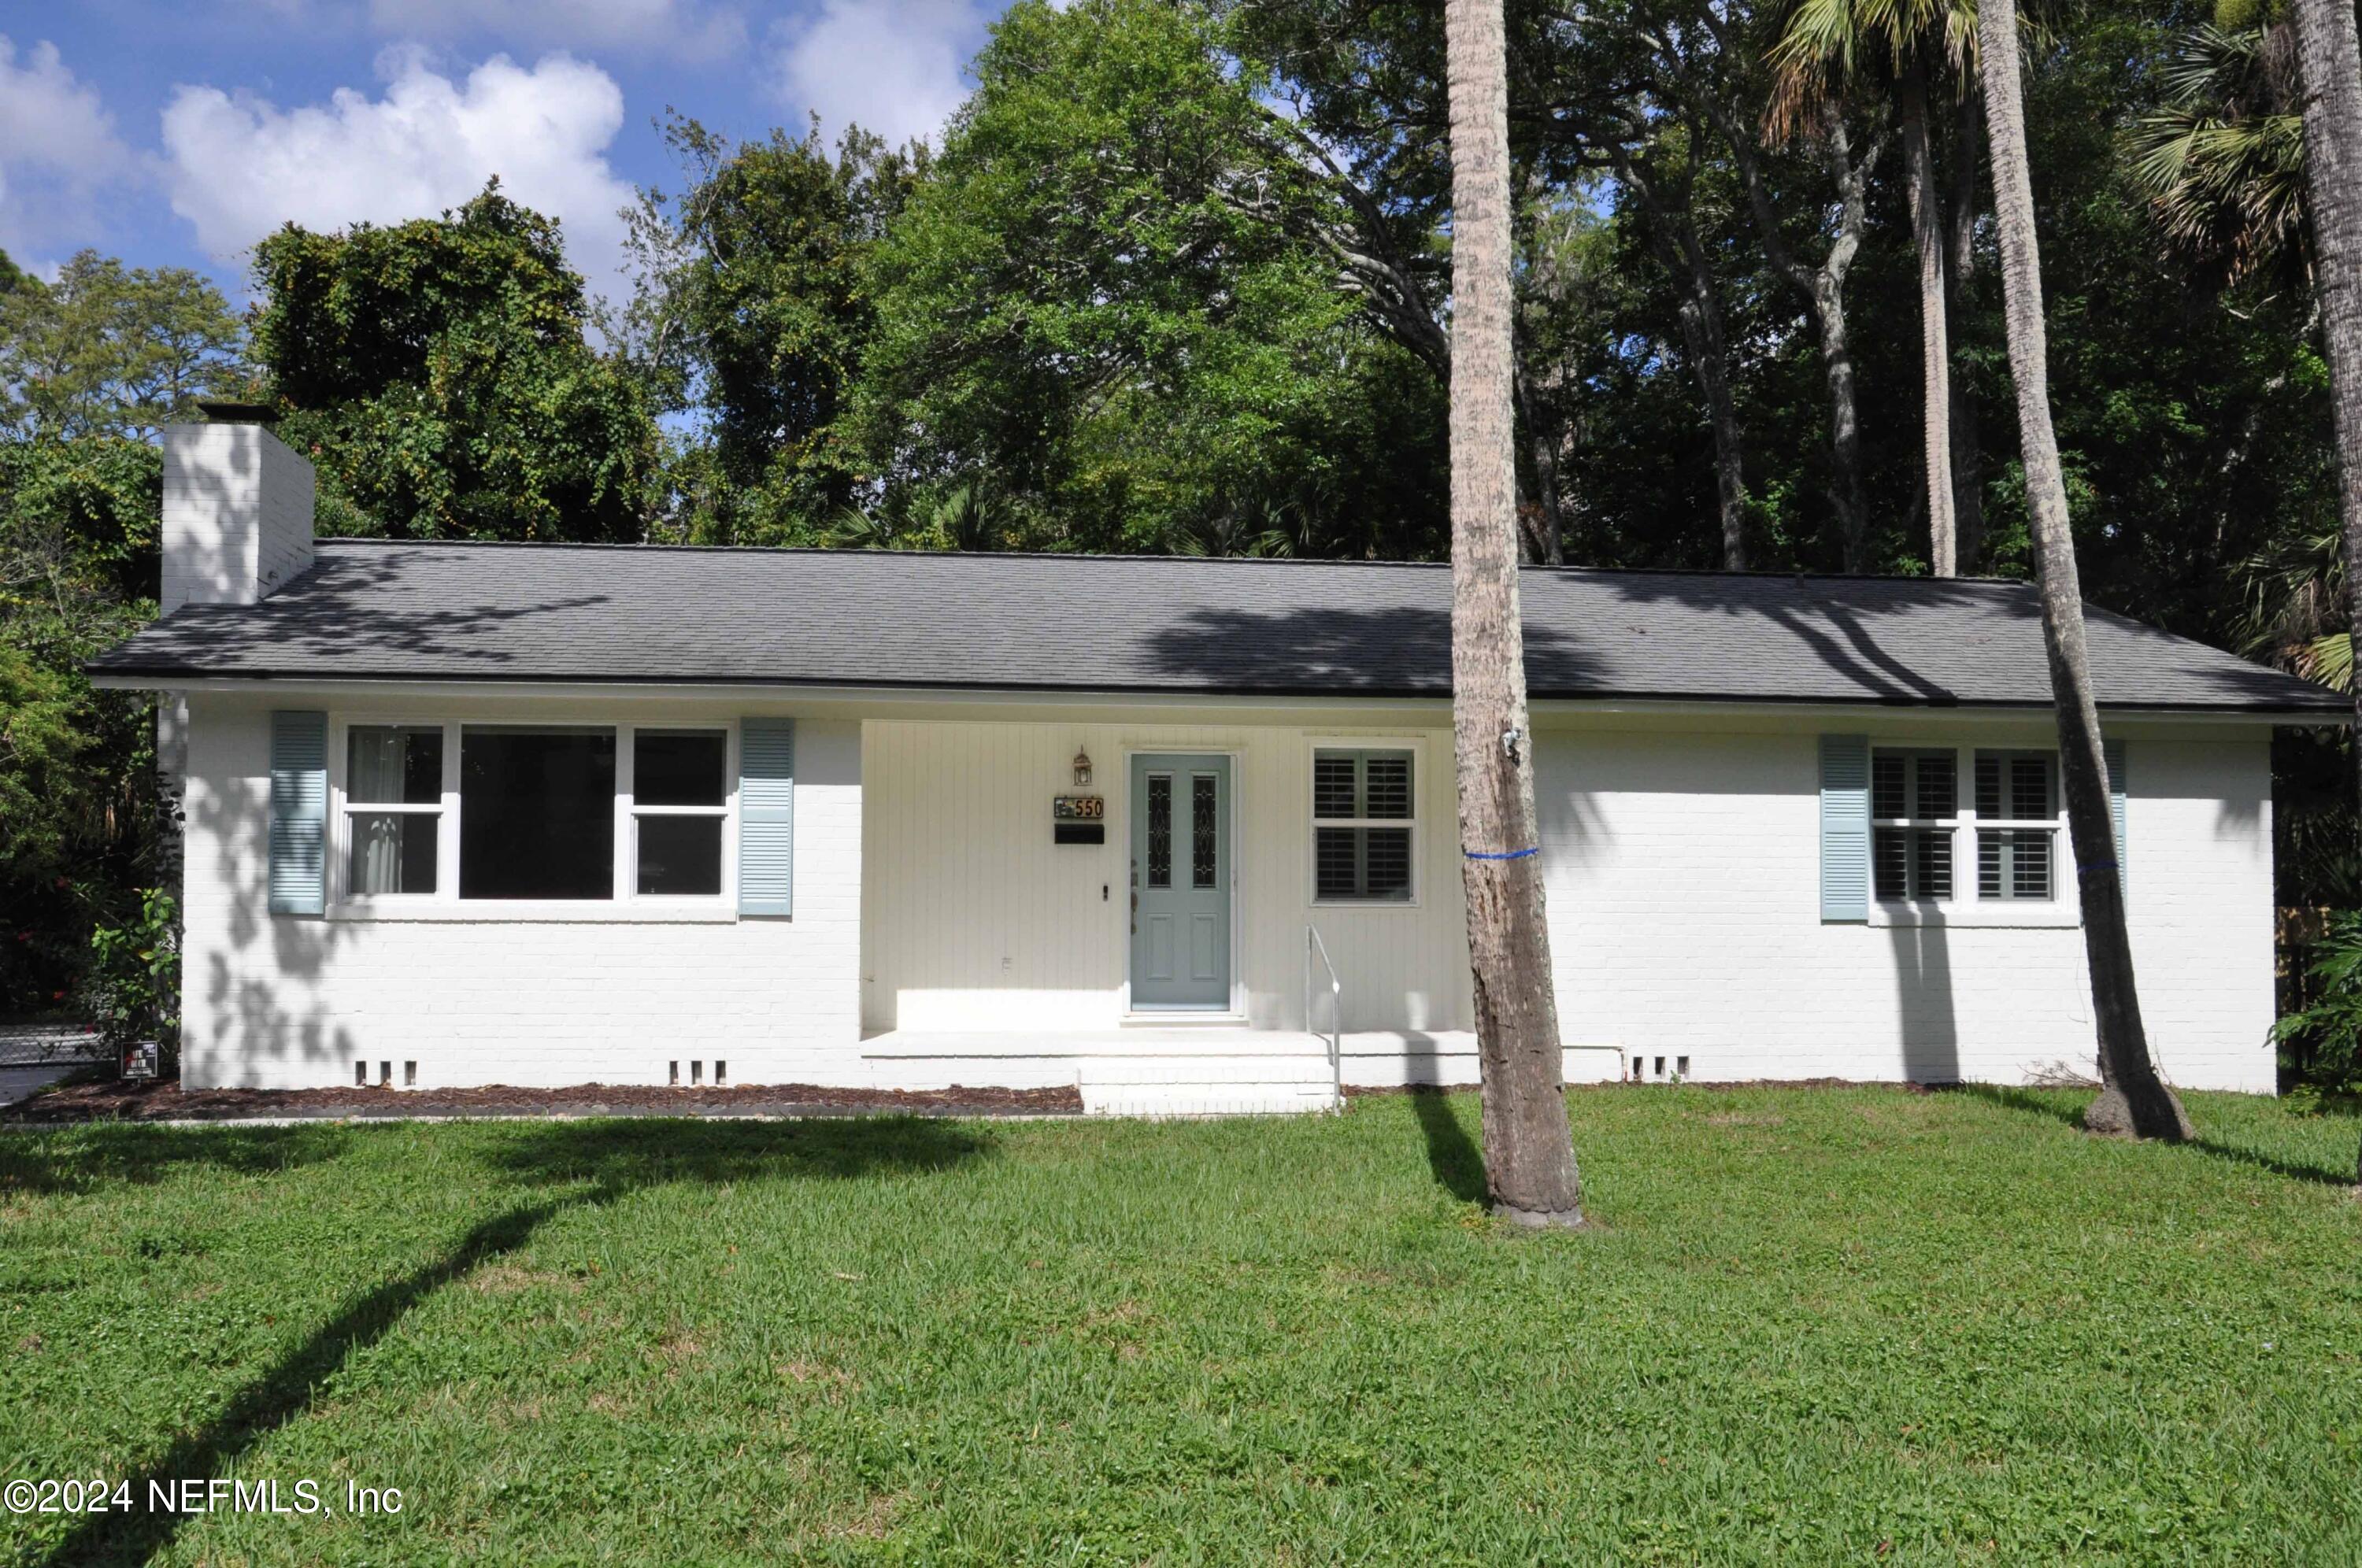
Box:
857;713;1476;1041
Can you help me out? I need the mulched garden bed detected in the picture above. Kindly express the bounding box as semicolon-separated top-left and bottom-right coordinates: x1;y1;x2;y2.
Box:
2;1077;1083;1125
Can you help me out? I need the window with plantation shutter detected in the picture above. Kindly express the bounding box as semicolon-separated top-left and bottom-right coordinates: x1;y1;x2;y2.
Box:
1974;751;2059;900
1871;749;1956;901
1852;743;2075;912
1312;749;1414;903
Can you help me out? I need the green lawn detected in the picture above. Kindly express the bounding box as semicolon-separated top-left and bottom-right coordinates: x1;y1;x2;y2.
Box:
1;1087;2357;1566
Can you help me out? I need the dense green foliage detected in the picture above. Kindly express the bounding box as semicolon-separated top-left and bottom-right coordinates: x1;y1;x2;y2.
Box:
2273;909;2362;1099
845;0;1449;556
0;253;249;442
2;1088;2357;1561
250;186;661;543
624;117;928;542
0;434;173;1015
80;888;180;1064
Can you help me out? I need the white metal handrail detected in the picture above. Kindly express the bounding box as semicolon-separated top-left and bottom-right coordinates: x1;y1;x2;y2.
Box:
1305;924;1342;1109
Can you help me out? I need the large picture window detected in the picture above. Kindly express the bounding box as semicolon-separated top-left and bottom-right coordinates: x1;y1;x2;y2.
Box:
459;727;617;900
345;726;442;895
1313;749;1414;902
632;730;727;896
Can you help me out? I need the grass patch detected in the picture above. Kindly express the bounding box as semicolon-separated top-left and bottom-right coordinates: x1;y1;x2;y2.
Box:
1;1088;2357;1563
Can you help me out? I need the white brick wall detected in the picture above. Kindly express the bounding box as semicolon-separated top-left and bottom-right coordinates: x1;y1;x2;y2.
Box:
176;693;2280;1096
1536;716;2278;1093
160;423;315;614
179;694;864;1089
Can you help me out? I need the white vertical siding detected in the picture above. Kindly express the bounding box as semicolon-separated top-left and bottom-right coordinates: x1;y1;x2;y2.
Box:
860;717;1472;1034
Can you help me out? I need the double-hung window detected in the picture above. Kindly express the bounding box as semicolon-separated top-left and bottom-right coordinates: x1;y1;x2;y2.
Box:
1313;749;1414;902
345;726;443;896
1975;751;2058;900
1871;749;1956;902
335;719;741;908
631;730;727;896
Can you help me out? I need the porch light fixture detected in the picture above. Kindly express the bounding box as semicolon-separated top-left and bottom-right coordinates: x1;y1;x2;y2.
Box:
1072;749;1094;787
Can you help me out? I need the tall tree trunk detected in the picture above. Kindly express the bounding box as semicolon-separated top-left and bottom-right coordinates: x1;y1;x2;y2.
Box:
1812;282;1871;571
1901;61;1957;576
1683;20;1879;568
1809;104;1875;573
1514;363;1568;565
1948;87;1986;571
2290;0;2362;842
1444;0;1583;1226
1979;0;2193;1141
2288;0;2362;1188
1686;293;1750;571
1620;156;1747;568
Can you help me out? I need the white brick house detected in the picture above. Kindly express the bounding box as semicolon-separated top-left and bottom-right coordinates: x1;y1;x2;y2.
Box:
89;417;2341;1111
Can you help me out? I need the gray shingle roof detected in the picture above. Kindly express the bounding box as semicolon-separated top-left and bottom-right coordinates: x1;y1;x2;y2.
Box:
87;539;2342;713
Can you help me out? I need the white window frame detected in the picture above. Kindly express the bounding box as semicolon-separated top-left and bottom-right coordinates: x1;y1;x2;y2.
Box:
1871;746;1960;905
1971;749;2064;903
1864;741;2080;928
624;725;735;905
337;721;453;903
328;716;739;922
1309;741;1421;908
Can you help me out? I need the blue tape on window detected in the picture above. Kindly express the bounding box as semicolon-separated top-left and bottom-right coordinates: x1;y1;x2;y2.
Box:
1464;846;1541;860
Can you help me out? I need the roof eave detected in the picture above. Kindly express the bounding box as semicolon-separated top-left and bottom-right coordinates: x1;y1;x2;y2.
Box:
81;663;2347;722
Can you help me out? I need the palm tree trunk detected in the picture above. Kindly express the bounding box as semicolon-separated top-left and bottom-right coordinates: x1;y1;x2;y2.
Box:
1444;0;1583;1226
2290;0;2362;840
1948;87;1986;571
1979;0;2194;1141
1900;61;1957;576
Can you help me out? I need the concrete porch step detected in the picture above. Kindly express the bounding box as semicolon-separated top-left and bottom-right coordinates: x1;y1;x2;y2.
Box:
1080;1082;1342;1118
863;1028;1333;1060
1079;1052;1335;1087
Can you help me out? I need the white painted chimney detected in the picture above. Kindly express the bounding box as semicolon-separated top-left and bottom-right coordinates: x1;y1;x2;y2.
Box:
161;409;316;613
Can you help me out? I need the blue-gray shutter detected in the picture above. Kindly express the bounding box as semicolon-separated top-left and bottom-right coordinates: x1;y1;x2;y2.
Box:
739;719;795;916
268;710;328;915
1819;734;1870;922
2104;738;2127;896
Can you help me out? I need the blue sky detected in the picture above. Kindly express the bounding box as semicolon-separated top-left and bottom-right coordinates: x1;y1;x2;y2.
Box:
0;0;1011;307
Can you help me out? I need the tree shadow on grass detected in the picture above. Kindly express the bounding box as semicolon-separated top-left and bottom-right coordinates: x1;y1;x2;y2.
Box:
0;1123;355;1199
1408;1089;1487;1205
1946;1083;2356;1189
35;1116;990;1568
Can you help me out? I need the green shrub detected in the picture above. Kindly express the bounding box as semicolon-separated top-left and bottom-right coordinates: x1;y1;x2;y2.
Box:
2271;908;2362;1107
77;886;179;1074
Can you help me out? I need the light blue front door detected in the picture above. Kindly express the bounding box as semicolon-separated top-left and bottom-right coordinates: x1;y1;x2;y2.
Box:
1129;753;1231;1009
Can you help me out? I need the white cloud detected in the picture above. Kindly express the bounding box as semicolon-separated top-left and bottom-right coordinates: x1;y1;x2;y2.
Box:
159;48;639;301
0;35;143;268
765;0;987;148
